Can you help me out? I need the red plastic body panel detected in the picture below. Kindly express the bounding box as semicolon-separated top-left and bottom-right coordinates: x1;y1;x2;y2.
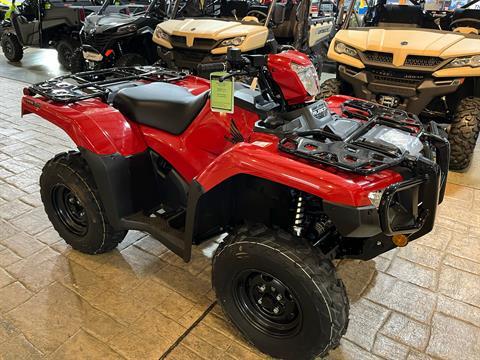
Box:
21;65;404;207
22;97;147;156
267;51;316;105
195;141;403;207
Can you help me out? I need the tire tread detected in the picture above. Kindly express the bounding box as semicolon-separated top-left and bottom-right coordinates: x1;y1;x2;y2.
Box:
448;97;480;171
213;224;349;359
40;151;126;254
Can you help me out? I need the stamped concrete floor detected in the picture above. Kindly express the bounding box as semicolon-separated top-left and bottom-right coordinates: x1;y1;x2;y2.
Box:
1;76;480;360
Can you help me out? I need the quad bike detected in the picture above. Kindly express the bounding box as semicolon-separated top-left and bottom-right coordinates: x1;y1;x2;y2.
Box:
152;0;335;77
71;0;168;73
22;48;449;359
0;0;102;70
322;0;480;170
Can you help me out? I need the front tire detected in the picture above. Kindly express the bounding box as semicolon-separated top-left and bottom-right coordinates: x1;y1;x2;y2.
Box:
40;151;127;254
320;78;343;99
1;33;23;62
212;224;349;360
70;47;86;74
448;97;480;171
57;39;79;70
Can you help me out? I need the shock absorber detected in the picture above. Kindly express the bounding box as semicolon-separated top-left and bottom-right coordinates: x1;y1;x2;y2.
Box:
293;193;305;237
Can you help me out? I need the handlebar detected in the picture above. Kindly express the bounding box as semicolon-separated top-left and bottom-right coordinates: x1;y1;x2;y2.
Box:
196;48;282;109
196;62;230;74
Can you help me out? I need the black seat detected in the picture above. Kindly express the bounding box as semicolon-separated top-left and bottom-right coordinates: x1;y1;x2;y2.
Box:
113;82;209;135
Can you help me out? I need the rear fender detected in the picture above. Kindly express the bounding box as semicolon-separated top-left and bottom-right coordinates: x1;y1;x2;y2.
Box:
21;95;147;156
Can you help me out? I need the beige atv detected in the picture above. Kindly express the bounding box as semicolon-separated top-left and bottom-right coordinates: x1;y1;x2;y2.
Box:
321;0;480;171
152;0;334;76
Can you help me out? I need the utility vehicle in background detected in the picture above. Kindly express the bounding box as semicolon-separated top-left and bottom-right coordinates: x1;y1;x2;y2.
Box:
0;0;18;21
322;0;480;170
0;0;102;69
71;0;168;72
22;47;449;359
153;0;335;76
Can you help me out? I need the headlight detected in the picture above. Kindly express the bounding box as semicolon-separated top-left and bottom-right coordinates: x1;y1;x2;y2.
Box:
334;41;358;57
117;24;137;33
290;63;320;97
220;36;245;47
368;189;385;209
447;55;480;68
155;27;170;41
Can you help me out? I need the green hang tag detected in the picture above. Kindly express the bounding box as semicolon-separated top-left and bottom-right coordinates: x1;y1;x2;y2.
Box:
210;72;234;114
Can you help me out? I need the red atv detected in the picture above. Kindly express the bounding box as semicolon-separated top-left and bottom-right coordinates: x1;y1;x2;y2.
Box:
22;48;449;360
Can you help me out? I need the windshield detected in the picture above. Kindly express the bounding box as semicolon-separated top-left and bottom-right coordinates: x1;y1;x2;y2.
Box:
169;0;277;25
343;0;480;29
98;0;155;15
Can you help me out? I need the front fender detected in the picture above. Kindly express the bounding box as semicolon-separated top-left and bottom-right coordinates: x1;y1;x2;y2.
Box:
195;142;402;207
21;95;147;156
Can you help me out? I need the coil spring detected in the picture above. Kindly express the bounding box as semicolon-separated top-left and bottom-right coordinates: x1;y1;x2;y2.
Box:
293;193;305;236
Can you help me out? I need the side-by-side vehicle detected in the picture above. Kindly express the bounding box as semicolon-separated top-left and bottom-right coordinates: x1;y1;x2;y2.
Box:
322;0;480;170
152;0;335;76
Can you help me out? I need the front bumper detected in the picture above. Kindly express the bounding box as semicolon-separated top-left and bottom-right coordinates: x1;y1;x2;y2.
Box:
157;47;225;75
338;65;463;115
325;123;449;259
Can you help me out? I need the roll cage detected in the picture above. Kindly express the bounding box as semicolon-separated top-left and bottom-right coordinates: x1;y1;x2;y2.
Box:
96;0;167;17
169;0;279;24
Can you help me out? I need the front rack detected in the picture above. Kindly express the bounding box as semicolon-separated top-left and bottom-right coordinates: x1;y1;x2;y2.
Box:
26;67;187;104
278;99;440;175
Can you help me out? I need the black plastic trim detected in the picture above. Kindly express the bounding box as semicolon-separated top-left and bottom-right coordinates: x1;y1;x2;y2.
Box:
323;201;382;238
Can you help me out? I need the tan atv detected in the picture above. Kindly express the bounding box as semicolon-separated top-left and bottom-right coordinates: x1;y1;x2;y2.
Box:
321;0;480;171
152;0;334;76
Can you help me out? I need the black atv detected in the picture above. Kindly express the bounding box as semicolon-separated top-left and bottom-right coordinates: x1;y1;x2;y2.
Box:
71;0;167;72
0;0;102;70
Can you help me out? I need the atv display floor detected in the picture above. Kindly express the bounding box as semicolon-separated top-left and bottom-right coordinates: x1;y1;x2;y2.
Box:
1;78;480;359
0;49;67;84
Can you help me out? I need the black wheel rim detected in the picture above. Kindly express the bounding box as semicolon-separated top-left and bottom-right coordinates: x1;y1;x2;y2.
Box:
233;270;302;338
52;184;88;236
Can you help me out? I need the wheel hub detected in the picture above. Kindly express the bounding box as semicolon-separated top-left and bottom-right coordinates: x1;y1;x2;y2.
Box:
52;185;88;236
234;270;301;337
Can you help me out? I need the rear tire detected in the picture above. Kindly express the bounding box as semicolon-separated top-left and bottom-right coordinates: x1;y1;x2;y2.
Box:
70;47;86;74
320;78;343;99
212;224;349;360
57;39;79;70
115;53;148;67
40;151;127;254
448;97;480;171
1;33;23;62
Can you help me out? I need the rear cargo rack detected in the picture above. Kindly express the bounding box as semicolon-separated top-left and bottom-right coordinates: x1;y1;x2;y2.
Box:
278;100;441;175
26;67;187;104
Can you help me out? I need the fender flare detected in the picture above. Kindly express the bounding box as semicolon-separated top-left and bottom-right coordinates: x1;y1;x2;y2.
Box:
193;142;372;207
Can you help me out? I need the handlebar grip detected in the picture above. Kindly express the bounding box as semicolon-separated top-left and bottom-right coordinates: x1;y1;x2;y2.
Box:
197;62;229;73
